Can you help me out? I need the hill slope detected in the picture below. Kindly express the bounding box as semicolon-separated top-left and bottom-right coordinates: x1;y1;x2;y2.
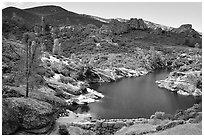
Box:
2;5;105;27
2;7;41;26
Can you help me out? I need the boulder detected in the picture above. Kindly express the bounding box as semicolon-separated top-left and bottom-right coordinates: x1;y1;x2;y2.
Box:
2;97;56;134
2;100;19;135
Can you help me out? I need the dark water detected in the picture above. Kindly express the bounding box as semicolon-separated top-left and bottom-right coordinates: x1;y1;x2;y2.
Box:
75;69;201;119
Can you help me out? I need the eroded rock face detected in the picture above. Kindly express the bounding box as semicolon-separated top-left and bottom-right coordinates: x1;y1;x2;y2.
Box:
2;97;55;134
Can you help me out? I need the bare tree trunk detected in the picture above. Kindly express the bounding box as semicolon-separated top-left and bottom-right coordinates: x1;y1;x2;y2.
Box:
25;40;30;97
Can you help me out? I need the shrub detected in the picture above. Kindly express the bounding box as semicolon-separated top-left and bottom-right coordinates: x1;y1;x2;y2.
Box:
193;103;202;112
58;124;69;135
155;112;165;120
163;113;174;120
192;113;202;123
156;125;163;131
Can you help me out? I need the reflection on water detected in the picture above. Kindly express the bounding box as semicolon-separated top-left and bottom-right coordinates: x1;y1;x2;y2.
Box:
75;69;201;119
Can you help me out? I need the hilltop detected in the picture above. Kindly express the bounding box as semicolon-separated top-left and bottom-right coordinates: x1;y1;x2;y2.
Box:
2;5;105;27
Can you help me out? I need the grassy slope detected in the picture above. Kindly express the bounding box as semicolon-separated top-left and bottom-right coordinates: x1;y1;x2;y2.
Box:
115;122;202;135
149;122;202;135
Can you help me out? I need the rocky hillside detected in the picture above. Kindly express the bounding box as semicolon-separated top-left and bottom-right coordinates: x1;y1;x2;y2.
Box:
2;5;202;48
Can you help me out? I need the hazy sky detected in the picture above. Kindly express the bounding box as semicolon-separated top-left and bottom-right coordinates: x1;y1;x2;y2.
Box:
2;2;202;32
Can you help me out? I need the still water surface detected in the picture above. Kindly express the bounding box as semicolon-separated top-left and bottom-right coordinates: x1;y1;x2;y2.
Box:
75;69;201;119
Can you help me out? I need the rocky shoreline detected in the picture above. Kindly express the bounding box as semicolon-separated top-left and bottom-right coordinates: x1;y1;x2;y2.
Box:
54;103;202;135
41;52;149;105
156;70;202;96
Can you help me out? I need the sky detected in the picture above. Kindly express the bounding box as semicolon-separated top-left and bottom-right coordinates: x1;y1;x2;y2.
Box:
2;2;202;32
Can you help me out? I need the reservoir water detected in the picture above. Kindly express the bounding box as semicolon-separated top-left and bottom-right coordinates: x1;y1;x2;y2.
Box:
75;69;201;119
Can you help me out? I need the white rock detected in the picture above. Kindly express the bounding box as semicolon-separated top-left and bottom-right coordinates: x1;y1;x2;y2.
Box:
192;89;202;96
87;88;104;98
53;73;62;81
177;90;190;96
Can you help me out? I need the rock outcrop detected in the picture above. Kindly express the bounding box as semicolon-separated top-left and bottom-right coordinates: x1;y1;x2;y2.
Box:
172;24;193;34
68;88;104;105
171;24;201;47
156;70;202;96
127;18;147;30
109;19;129;35
108;18;147;35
